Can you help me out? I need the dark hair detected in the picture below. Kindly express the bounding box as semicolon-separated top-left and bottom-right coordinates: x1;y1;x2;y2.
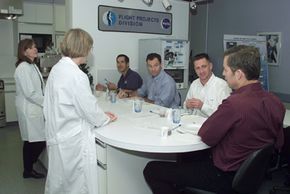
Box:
15;39;37;67
116;54;129;64
146;53;161;63
193;53;211;63
224;45;260;80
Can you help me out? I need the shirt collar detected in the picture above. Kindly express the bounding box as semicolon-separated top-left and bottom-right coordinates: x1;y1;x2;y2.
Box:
232;82;262;94
198;73;215;87
152;69;165;80
122;68;132;78
61;56;80;70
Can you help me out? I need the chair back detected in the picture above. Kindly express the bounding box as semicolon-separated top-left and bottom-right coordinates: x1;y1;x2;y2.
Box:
232;144;274;194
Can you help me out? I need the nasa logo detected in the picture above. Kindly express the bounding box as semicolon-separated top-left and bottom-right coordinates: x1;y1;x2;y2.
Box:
103;11;117;26
161;18;171;29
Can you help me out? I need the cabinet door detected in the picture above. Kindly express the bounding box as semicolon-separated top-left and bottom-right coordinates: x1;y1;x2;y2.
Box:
18;3;36;23
54;5;66;32
4;82;17;122
36;4;53;24
18;3;53;24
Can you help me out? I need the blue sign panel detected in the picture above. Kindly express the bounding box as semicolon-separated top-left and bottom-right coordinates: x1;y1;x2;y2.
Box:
98;5;172;35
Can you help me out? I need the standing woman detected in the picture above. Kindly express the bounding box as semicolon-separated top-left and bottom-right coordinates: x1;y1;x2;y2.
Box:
43;28;117;194
14;39;46;179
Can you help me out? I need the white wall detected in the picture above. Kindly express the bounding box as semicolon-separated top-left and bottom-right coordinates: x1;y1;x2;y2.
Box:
190;0;290;101
66;0;189;85
0;20;17;78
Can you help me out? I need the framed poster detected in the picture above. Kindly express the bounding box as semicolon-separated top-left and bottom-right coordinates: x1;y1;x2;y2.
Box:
257;32;281;66
223;34;269;91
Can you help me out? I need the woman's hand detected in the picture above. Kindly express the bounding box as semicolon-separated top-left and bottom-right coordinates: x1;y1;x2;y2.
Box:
105;112;117;122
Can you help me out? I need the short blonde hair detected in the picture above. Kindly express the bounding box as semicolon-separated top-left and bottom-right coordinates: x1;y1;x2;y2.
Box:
61;28;93;58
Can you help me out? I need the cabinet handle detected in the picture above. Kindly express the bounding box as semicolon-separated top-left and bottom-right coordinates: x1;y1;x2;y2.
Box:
95;138;106;148
97;160;107;170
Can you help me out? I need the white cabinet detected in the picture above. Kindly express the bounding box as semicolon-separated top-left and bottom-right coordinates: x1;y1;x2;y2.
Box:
54;5;66;32
18;3;53;24
96;138;108;194
36;4;53;24
2;78;17;122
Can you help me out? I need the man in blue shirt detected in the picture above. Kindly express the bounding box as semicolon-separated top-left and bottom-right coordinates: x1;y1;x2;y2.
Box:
96;54;143;95
133;53;180;108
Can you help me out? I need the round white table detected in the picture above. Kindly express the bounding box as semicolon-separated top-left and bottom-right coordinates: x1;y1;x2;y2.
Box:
94;94;209;194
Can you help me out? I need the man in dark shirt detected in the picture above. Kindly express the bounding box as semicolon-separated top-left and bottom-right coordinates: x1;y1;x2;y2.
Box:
143;45;285;194
95;54;143;96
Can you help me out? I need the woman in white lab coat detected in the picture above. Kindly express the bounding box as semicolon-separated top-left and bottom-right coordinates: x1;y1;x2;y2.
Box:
43;28;117;194
14;39;46;179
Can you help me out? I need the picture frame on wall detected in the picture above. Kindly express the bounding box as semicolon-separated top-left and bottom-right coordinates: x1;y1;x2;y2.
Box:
257;32;281;66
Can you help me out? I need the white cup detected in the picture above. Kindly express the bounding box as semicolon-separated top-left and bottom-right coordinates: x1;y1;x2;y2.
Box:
95;90;103;97
158;108;167;117
160;126;169;138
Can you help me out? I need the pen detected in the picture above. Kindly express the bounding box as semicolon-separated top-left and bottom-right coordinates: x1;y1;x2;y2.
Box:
149;110;166;117
168;124;181;136
169;124;181;132
149;110;160;115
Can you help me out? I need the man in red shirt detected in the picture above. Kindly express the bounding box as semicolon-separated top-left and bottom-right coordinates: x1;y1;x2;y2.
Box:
143;45;285;194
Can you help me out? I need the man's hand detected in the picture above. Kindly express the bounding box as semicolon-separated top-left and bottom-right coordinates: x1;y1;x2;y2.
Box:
143;97;154;104
185;98;203;110
106;82;117;90
118;90;129;98
95;83;106;91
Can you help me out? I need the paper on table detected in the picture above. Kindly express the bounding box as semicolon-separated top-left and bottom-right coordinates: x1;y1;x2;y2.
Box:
181;115;206;125
177;115;206;135
177;124;200;135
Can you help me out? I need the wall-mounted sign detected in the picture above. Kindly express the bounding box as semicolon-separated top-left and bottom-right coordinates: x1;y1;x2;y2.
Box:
98;5;172;35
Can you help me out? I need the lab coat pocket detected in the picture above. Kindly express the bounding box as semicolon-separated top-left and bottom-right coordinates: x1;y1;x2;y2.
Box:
59;134;86;192
27;103;43;117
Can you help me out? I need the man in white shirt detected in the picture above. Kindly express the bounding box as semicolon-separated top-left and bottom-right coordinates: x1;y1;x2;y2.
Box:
184;53;231;118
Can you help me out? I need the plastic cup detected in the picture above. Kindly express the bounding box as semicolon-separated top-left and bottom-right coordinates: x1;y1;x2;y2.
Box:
158;108;167;117
95;90;102;97
110;92;117;103
133;99;143;113
172;108;181;124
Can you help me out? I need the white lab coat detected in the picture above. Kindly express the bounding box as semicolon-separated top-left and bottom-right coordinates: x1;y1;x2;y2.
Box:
44;57;109;194
14;61;45;142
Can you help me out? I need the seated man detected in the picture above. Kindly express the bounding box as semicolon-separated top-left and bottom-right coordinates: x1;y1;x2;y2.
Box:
184;53;232;118
143;45;285;194
95;54;143;97
132;53;180;108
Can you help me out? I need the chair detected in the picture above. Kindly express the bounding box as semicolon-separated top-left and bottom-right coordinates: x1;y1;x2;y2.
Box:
269;127;290;194
182;144;274;194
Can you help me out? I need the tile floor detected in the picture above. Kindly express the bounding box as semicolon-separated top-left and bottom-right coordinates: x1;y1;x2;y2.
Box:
0;123;288;194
